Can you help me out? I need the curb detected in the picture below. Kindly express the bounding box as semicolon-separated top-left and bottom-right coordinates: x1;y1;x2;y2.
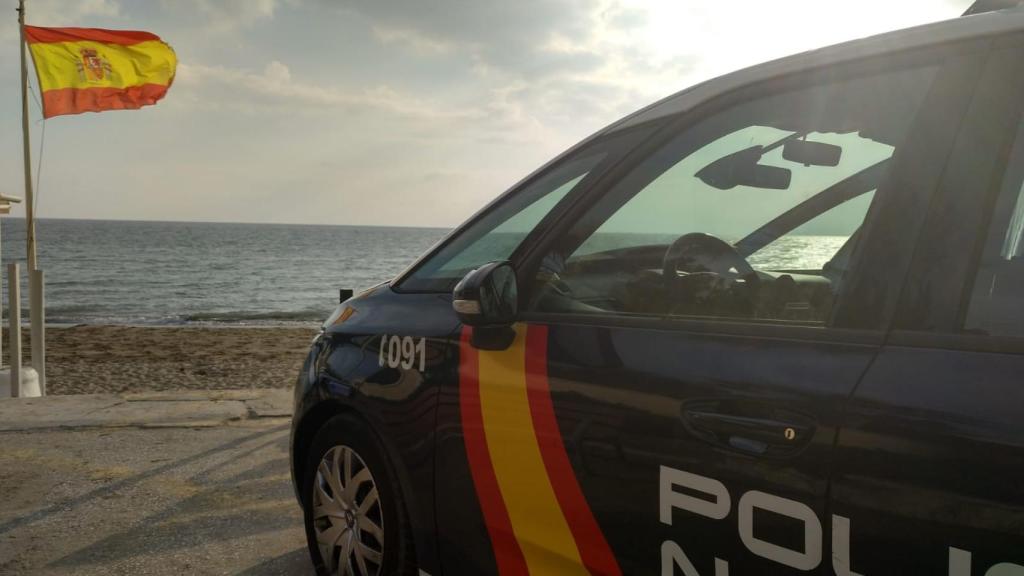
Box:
0;389;293;432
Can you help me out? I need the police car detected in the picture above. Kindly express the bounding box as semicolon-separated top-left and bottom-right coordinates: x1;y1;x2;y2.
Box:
291;2;1024;574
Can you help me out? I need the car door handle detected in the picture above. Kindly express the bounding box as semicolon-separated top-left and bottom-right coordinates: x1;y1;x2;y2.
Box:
683;406;815;457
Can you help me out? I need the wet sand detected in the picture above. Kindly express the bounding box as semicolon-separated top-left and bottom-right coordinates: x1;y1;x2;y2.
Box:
3;325;318;395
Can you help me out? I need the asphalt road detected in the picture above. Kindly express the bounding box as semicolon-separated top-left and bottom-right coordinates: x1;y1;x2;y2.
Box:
0;394;311;575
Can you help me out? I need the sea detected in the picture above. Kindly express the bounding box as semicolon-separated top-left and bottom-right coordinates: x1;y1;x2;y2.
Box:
0;218;448;326
0;218;845;326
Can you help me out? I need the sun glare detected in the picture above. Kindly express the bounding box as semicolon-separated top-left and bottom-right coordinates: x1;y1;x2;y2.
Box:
623;0;966;82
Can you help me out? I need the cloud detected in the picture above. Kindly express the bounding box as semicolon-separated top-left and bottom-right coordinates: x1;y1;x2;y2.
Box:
0;0;122;44
601;3;647;29
340;0;608;77
197;0;275;26
340;0;700;141
26;0;121;22
372;26;456;56
172;0;302;32
0;0;119;37
346;0;970;99
174;60;480;122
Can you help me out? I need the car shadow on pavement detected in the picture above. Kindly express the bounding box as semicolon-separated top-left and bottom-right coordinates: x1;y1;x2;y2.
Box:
52;422;301;571
2;422;309;574
0;423;289;538
235;547;313;575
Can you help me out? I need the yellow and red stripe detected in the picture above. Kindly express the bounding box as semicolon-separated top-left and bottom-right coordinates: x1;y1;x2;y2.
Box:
460;324;621;576
24;26;176;118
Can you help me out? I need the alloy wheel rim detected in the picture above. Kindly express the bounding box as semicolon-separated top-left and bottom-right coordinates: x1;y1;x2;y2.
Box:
313;445;385;576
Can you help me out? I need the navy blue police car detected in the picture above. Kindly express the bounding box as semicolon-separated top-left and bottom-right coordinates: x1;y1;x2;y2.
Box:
291;2;1024;574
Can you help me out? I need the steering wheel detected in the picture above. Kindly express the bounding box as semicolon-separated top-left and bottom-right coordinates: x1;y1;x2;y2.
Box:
662;232;756;285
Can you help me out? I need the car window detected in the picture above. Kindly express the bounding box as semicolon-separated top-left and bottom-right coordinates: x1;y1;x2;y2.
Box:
526;64;938;324
397;128;653;292
964;117;1024;337
748;189;875;274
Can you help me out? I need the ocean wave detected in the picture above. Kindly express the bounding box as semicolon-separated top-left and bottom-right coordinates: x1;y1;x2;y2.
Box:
44;308;328;326
182;309;329;323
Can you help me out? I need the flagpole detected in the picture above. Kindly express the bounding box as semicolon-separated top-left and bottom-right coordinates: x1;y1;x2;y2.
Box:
17;0;37;272
18;0;44;397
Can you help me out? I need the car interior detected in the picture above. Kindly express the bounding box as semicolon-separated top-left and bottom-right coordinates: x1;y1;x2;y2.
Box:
530;133;894;323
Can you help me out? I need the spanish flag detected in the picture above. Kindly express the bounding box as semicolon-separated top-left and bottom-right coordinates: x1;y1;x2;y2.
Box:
24;26;176;119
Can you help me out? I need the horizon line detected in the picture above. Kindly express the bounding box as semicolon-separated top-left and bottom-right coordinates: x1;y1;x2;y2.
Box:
0;215;453;231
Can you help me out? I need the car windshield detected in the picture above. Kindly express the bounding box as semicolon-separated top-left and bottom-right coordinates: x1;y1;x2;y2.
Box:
396;124;657;292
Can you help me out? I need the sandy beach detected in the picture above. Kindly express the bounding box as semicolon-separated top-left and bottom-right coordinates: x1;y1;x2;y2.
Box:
3;325;318;395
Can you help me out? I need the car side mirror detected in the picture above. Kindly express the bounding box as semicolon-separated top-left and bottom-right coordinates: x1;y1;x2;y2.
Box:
453;261;518;326
453;261;518;350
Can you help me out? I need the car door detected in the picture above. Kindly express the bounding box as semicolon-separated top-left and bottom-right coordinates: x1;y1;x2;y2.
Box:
830;36;1024;575
439;40;987;575
391;124;658;575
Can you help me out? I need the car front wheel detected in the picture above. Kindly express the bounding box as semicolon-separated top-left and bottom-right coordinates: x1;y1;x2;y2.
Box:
302;415;414;576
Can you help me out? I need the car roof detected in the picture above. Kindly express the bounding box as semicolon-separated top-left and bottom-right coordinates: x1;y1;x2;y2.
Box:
964;0;1024;16
606;8;1024;132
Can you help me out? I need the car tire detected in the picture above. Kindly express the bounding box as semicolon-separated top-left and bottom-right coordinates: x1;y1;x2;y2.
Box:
302;414;415;576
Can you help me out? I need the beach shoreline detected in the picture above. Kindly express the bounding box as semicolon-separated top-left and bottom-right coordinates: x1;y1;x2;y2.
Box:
3;325;318;395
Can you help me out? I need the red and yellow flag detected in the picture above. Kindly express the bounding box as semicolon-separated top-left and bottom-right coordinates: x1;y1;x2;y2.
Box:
24;26;176;118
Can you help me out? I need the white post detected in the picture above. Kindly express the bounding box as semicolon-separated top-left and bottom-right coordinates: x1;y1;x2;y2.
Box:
9;263;21;398
30;269;43;395
0;215;4;371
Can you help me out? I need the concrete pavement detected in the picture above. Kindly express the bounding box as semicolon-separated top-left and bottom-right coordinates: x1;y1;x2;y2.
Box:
0;390;311;575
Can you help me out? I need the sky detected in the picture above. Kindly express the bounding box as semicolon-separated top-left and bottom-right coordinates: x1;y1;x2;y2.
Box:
0;0;971;228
